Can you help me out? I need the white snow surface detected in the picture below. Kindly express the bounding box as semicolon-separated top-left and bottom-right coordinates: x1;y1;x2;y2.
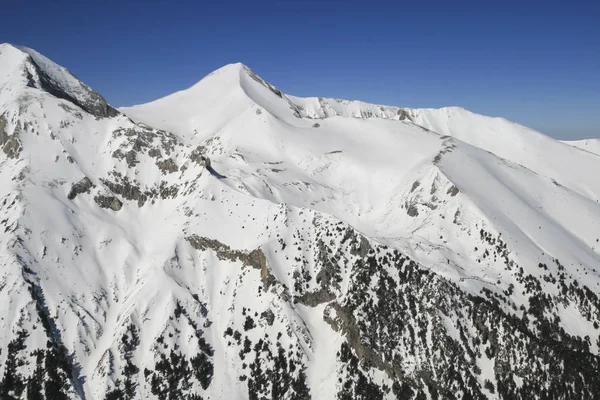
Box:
1;45;599;399
563;138;600;156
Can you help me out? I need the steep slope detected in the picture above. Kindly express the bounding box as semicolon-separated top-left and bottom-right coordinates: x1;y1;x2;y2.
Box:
406;107;600;202
120;63;305;145
1;45;599;400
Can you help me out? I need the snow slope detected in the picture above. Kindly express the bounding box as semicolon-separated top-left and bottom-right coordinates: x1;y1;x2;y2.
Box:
1;44;600;399
563;138;600;156
123;62;600;294
406;107;600;202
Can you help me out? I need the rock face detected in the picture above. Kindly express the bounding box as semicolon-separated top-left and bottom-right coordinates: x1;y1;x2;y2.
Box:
94;194;123;211
67;177;94;200
200;155;211;169
0;113;22;159
18;45;118;118
1;45;600;400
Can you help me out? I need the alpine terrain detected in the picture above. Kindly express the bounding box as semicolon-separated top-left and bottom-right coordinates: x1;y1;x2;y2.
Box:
1;43;600;399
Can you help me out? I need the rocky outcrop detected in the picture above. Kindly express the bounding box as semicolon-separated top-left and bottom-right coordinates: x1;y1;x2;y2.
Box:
67;177;94;200
94;195;123;211
407;204;419;217
186;235;266;270
101;176;148;207
156;158;178;174
397;108;411;121
189;146;207;166
295;288;335;307
24;52;118;118
0;114;22;159
186;235;274;289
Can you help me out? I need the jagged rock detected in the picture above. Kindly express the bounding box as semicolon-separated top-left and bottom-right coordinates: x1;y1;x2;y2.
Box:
407;204;419;217
148;148;161;158
156;158;178;174
185;235;274;288
260;309;275;326
189;145;207;165
67;177;94;200
125;150;138;167
186;235;266;270
23;49;118;118
0;114;22;159
200;155;211;169
397;108;411;121
410;181;420;192
244;248;266;270
94;195;123;211
101;177;148;207
447;185;459;196
295;288;335;307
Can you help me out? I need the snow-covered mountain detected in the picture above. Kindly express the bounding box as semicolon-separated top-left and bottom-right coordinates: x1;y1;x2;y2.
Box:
1;43;600;399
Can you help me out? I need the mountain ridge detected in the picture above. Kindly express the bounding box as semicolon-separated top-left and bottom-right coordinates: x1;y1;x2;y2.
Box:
122;60;600;205
0;43;117;118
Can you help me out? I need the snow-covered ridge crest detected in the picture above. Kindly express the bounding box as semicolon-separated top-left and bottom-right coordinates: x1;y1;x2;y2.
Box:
123;61;600;204
0;43;117;118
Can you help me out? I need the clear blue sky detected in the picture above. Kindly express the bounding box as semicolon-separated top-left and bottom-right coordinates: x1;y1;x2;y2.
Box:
2;0;599;139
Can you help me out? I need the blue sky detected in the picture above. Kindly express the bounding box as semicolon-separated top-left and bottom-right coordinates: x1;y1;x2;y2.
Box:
2;0;599;139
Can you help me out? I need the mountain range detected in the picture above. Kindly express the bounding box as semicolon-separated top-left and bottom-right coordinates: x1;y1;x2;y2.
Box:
1;43;599;399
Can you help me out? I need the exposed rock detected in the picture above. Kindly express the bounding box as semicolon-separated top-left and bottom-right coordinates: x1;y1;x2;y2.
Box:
410;181;420;192
453;208;461;224
186;235;274;288
0;114;22;159
200;155;211;169
125;150;138;167
447;185;459;196
186;235;266;269
397;108;411;121
260;309;275;326
94;195;122;211
244;248;267;270
186;235;234;254
189;145;207;165
244;66;283;98
324;301;403;380
25;53;118;118
67;177;94;200
156;158;178;174
101;177;148;207
148;148;161;158
407;204;419;217
112;149;125;161
295;288;335;307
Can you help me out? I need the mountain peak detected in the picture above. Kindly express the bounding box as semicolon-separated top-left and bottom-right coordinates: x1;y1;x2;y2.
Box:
0;43;117;118
210;61;250;73
194;62;268;91
119;61;299;140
